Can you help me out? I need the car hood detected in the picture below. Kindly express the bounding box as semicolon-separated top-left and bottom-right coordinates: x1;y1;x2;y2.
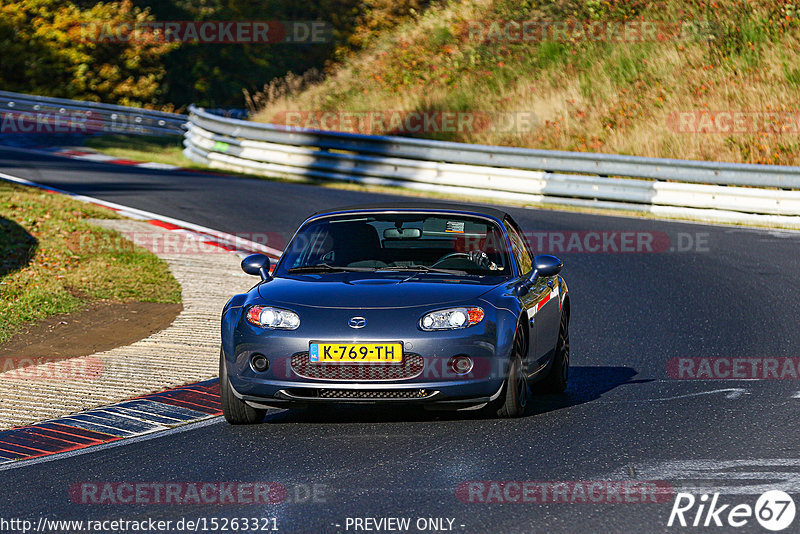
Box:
257;273;500;309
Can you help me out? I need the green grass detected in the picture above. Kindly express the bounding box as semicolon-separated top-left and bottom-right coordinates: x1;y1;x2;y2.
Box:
784;63;800;89
84;135;201;169
0;181;181;344
535;41;572;70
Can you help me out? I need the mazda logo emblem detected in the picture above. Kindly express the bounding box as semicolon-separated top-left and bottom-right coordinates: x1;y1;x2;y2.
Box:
348;317;367;329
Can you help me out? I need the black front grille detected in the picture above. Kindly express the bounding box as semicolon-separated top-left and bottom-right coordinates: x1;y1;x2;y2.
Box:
286;388;432;400
291;353;424;381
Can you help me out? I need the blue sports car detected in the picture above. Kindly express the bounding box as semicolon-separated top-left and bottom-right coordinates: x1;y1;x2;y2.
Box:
220;202;569;423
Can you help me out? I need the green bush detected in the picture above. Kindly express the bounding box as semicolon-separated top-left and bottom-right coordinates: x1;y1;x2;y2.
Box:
0;0;173;107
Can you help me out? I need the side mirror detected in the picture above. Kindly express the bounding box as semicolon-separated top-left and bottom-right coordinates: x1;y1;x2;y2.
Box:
241;254;272;281
532;255;563;279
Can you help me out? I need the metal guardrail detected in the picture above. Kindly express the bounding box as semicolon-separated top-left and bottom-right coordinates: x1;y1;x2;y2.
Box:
0;90;187;137
3;90;797;226
184;105;800;227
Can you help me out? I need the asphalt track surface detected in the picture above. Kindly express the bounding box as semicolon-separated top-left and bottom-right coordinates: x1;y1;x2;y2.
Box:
1;146;800;533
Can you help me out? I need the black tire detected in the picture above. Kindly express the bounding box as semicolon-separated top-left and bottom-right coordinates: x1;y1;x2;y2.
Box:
537;309;569;394
220;349;265;425
496;326;528;418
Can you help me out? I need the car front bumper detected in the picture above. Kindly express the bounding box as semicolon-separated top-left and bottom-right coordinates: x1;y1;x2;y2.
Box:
229;377;506;411
222;303;517;410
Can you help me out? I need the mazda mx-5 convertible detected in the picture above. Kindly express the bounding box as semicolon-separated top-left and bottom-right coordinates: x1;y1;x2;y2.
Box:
219;202;570;424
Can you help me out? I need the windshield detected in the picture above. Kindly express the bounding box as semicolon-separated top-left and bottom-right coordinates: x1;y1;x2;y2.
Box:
275;213;513;277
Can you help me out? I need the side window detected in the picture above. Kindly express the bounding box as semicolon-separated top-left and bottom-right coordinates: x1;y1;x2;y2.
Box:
506;223;532;275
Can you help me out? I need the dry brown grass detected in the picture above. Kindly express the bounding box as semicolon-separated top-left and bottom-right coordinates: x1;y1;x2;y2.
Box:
253;0;800;166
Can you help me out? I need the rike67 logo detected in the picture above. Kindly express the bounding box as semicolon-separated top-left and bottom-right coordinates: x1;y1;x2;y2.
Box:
668;491;796;531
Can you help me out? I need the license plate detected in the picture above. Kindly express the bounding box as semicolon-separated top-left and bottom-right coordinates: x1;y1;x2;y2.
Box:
309;342;403;364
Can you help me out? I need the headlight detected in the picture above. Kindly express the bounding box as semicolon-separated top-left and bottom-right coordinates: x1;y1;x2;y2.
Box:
246;306;300;330
419;307;484;330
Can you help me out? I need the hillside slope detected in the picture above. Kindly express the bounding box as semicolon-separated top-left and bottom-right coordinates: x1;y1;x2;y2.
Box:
253;0;800;166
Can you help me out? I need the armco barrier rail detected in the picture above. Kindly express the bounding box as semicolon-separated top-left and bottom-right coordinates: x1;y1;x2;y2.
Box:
0;90;187;137
184;105;800;228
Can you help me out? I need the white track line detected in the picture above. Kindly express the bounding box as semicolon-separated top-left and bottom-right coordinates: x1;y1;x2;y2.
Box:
0;171;282;258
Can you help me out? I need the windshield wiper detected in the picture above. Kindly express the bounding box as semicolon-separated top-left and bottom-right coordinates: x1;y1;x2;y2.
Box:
377;265;468;276
288;263;471;276
287;263;376;274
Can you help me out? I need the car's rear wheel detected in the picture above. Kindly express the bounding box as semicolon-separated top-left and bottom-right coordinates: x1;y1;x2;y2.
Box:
496;325;528;418
537;308;569;394
220;349;266;425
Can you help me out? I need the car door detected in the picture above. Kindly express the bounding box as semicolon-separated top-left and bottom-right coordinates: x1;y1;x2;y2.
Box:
506;221;560;371
505;221;539;373
531;271;561;367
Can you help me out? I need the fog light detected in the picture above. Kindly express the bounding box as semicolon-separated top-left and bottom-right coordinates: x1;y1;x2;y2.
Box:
448;355;473;375
250;353;269;372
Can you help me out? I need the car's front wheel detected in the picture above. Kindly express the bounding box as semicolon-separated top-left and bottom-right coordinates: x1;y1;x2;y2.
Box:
496;325;528;418
220;349;266;425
